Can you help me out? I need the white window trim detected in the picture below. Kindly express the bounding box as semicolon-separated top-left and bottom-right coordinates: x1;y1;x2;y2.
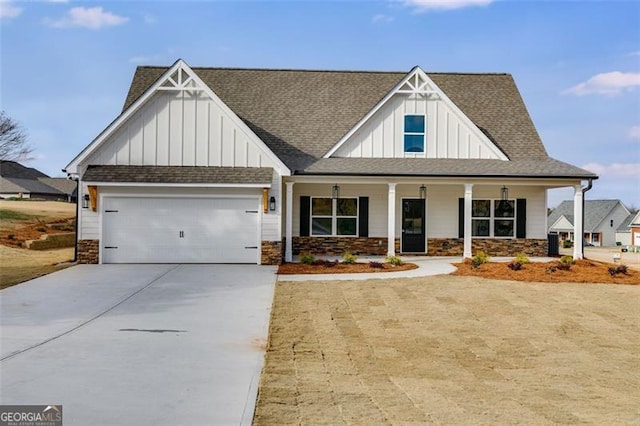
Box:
471;199;517;239
403;114;426;155
310;196;359;237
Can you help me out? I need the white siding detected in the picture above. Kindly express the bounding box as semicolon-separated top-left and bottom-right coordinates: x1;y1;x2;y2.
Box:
334;94;504;160
84;91;278;170
261;170;282;241
595;204;631;246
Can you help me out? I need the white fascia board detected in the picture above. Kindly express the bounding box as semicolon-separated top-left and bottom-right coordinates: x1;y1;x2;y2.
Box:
66;59;291;177
83;182;270;188
323;66;509;161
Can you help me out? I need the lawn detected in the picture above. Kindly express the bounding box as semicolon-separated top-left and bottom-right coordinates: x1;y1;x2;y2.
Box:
254;276;640;424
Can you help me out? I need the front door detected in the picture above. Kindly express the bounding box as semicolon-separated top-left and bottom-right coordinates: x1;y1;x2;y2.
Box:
402;199;425;252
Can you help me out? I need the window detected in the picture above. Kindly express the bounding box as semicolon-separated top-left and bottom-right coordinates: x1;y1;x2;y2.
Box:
311;197;358;236
404;115;425;153
472;199;515;237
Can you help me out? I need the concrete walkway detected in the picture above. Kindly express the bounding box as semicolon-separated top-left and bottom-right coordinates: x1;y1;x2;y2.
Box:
1;264;276;426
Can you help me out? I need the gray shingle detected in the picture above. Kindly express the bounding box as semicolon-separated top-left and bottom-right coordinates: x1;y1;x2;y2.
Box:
83;165;273;185
0;177;65;195
548;200;623;232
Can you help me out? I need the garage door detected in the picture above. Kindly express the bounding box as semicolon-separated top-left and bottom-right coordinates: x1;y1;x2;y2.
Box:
102;197;259;263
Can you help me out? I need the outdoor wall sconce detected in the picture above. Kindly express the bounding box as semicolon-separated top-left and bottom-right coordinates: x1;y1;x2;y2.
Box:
270;196;276;211
501;186;509;201
82;194;90;209
419;185;427;199
332;184;340;200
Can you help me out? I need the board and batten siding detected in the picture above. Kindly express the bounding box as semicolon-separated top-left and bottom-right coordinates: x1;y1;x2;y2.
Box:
333;94;503;160
84;91;278;170
290;183;547;240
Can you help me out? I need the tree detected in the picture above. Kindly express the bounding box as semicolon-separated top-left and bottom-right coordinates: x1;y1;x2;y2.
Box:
0;111;33;161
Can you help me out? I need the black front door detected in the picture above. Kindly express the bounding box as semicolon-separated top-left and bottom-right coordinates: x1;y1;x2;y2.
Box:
402;199;425;252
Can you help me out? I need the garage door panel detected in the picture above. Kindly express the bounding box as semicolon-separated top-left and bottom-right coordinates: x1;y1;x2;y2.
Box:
102;197;259;264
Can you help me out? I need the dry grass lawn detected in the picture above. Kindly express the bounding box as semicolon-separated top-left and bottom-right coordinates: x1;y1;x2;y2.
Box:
0;245;74;289
254;276;640;424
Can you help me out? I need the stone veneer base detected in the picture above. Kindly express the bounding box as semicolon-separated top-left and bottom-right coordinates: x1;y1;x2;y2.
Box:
77;239;99;264
261;240;283;265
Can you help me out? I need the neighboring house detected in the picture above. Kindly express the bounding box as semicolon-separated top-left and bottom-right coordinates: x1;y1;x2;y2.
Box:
0;160;77;202
65;60;596;265
548;200;631;247
616;211;640;246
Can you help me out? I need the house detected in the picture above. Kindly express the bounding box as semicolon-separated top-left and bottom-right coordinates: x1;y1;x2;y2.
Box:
64;60;596;265
548;200;631;247
0;160;77;202
616;211;640;246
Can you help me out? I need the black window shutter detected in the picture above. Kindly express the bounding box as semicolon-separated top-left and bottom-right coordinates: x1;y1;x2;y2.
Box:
358;197;369;237
300;196;310;237
516;198;526;238
458;198;464;238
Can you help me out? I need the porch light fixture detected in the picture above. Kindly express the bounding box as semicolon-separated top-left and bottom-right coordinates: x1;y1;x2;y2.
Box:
501;186;509;201
82;194;90;209
269;196;276;211
419;185;427;199
332;184;340;200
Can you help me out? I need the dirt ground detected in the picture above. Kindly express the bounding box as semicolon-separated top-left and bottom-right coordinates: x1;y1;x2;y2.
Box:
0;245;74;289
254;276;640;424
560;246;640;271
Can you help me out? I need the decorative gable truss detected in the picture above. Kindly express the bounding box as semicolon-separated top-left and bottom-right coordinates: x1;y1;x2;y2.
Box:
326;67;508;161
65;59;290;176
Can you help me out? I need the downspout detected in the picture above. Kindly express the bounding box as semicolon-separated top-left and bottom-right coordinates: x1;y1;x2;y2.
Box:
581;178;593;258
65;171;79;263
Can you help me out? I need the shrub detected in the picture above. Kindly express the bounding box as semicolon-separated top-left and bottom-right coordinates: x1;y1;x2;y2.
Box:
555;262;571;271
560;255;575;265
507;261;523;271
471;251;490;269
514;253;530;264
36;227;47;233
342;252;357;264
324;260;338;268
299;252;316;265
562;240;574;248
369;261;384;269
546;265;557;274
608;264;628;276
386;255;403;266
7;234;14;240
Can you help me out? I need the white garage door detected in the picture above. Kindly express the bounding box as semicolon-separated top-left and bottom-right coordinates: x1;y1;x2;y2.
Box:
102;197;260;263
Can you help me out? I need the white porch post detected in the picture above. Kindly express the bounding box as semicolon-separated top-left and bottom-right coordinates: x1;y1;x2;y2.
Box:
463;183;473;259
573;184;583;259
285;182;294;262
387;183;397;256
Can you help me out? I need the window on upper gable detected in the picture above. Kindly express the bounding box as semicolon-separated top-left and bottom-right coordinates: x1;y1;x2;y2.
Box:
404;115;425;153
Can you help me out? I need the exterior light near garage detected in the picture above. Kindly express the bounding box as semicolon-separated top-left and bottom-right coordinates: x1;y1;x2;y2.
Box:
419;185;427;199
269;196;276;211
82;194;90;209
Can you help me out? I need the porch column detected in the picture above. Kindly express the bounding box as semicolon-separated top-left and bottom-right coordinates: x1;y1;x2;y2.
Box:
387;183;397;256
463;183;473;258
285;182;294;262
573;184;583;259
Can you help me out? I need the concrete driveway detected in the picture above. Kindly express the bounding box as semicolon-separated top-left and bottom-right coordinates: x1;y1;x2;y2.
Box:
0;264;277;425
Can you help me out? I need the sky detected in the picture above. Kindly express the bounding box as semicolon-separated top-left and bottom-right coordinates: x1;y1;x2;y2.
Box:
1;0;639;208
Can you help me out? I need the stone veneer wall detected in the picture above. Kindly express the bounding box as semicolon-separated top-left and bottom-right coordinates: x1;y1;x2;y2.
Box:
261;240;283;265
293;237;391;256
77;239;99;264
427;238;548;257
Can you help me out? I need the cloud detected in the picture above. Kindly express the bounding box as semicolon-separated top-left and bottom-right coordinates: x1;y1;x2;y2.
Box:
404;0;494;12
582;162;640;177
629;125;640;140
46;6;129;29
372;14;394;23
563;71;640;96
0;0;22;19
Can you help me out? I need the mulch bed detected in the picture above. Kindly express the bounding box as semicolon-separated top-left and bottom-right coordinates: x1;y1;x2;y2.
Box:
453;259;640;285
278;261;418;275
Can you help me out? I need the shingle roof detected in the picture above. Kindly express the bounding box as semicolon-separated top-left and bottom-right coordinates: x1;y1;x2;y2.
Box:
37;177;76;195
548;200;624;232
83;165;273;185
122;65;596;178
0;177;65;195
617;213;635;231
0;161;49;179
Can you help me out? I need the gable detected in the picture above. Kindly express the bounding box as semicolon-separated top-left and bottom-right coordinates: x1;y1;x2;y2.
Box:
66;60;289;176
328;67;507;161
550;215;573;231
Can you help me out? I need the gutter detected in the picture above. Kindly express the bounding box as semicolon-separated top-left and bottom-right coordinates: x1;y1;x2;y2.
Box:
581;178;594;258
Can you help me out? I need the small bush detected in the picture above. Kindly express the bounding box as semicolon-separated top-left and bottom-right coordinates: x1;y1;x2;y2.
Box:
471;251;490;269
514;253;530;264
546;265;557;274
36;227;47;233
386;255;403;266
560;255;575;265
555;262;571;271
507;261;523;271
7;234;14;240
299;252;316;265
369;261;384;269
562;240;574;248
608;264;628;276
342;252;357;264
324;260;338;268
